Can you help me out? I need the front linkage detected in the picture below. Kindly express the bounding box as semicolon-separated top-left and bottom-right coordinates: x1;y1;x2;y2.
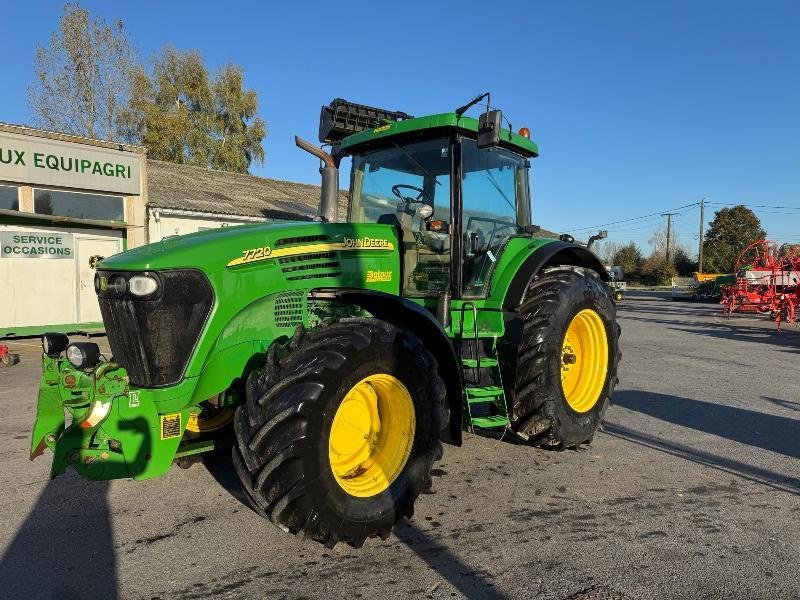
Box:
31;341;187;480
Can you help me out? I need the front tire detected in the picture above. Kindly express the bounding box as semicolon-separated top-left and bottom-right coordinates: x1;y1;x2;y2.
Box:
512;267;621;448
233;318;445;548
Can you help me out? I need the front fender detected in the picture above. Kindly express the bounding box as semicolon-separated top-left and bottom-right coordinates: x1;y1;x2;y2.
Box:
312;288;463;446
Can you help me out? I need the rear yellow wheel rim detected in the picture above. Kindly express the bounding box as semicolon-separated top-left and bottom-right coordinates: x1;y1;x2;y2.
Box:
560;309;609;413
328;374;415;498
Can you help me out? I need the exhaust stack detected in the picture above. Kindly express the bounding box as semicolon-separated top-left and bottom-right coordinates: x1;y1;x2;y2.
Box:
295;136;338;223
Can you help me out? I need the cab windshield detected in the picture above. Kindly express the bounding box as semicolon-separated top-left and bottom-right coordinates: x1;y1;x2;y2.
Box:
349;138;451;228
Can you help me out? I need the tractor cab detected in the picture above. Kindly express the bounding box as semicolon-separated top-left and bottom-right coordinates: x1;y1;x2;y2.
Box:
304;97;539;301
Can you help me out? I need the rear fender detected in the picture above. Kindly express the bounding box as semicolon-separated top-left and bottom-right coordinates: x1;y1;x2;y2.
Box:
502;241;609;310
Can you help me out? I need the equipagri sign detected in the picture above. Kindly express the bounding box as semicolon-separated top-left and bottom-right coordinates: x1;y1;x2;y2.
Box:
0;130;141;195
0;231;74;259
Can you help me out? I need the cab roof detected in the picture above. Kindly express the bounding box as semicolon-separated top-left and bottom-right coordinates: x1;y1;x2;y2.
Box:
338;112;539;158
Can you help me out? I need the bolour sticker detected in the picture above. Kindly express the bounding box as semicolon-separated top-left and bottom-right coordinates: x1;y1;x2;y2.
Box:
160;413;182;439
366;270;393;283
128;390;140;408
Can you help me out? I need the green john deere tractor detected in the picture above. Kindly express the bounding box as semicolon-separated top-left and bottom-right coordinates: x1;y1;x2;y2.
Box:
31;96;620;548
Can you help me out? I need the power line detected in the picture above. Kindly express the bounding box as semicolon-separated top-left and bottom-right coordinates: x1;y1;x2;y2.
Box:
704;201;800;210
559;201;700;233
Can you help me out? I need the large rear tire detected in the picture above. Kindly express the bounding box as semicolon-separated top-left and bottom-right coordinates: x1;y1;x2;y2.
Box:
512;267;620;448
233;318;446;548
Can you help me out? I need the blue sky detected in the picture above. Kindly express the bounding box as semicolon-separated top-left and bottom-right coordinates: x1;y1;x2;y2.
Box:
2;1;799;254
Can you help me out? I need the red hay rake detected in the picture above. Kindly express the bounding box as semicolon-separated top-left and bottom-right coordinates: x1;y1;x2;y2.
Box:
721;240;800;328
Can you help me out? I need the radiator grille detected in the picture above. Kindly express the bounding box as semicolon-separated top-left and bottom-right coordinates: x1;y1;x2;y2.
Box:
98;270;213;388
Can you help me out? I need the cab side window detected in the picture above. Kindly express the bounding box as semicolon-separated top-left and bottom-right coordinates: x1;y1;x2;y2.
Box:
460;138;528;296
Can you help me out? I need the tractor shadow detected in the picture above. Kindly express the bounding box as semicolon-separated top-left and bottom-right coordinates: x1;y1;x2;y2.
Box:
394;520;508;598
614;391;800;460
0;477;117;599
203;453;510;597
608;390;800;494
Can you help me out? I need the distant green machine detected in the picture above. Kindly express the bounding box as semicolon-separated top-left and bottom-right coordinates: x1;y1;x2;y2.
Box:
32;95;620;548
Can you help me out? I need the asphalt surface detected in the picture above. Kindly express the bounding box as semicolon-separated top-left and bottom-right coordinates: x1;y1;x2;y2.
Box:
1;292;799;600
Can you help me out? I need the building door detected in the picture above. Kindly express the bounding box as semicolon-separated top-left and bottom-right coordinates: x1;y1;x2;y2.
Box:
76;236;122;324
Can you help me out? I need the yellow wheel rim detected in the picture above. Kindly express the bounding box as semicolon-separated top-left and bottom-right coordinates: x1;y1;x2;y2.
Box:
560;309;609;413
328;374;415;498
186;407;234;433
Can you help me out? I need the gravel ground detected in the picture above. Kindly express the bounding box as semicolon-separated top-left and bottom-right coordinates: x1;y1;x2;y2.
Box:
1;291;799;600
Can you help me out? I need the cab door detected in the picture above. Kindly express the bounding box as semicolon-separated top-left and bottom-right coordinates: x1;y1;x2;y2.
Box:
458;137;531;298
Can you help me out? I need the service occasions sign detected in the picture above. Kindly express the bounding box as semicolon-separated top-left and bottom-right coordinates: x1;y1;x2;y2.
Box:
0;130;141;195
0;231;74;259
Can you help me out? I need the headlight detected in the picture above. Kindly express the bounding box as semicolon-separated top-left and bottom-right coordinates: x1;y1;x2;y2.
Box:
66;342;101;369
42;332;70;357
128;274;159;297
107;275;127;295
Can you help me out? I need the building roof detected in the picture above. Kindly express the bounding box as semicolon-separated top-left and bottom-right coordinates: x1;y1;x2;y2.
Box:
146;159;347;221
0;122;145;154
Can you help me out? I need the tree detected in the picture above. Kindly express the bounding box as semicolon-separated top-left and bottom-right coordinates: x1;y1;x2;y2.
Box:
649;223;682;260
121;47;266;173
28;3;136;140
673;247;697;276
702;205;766;273
597;240;620;265
611;242;643;276
641;253;678;285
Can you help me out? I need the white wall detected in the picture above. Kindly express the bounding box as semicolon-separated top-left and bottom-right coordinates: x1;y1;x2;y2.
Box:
0;224;122;329
148;212;258;243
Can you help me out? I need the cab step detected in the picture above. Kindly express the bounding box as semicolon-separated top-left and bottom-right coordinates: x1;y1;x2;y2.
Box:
470;415;510;428
461;357;499;369
465;386;510;428
465;385;504;403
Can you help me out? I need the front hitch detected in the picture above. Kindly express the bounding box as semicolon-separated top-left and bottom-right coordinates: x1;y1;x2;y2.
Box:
31;356;133;479
31;354;188;481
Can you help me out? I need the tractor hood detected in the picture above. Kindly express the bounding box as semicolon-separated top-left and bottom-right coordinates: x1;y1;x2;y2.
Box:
93;219;401;387
98;220;336;273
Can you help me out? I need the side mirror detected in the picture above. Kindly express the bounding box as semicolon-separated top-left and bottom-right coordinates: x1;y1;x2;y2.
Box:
477;110;502;148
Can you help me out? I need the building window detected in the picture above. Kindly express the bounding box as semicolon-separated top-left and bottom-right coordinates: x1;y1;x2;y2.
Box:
0;184;19;211
33;188;124;222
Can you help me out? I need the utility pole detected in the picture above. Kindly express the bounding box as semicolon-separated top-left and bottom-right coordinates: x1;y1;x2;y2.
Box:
698;198;705;273
662;212;678;262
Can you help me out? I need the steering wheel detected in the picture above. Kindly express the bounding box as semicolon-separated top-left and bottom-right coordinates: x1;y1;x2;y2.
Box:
392;184;431;205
